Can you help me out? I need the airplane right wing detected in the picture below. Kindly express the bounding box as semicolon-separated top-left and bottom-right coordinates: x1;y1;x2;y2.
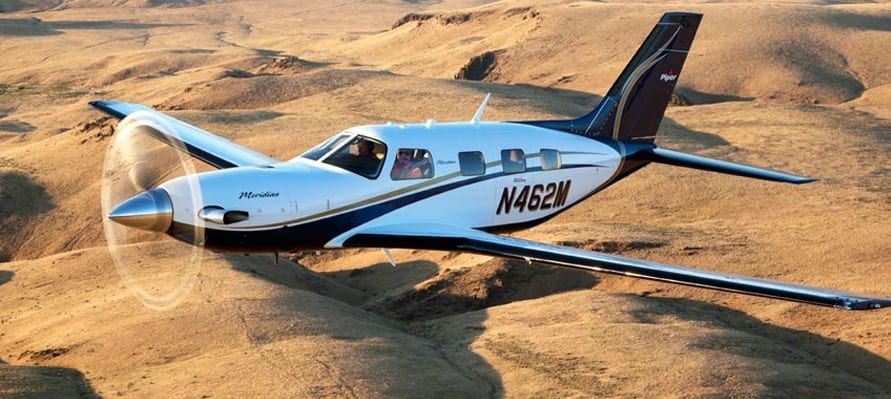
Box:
341;223;891;310
90;100;279;169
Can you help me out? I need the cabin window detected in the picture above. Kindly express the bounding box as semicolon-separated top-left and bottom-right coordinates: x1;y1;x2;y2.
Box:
300;134;351;161
391;148;434;180
458;151;485;176
501;149;526;174
322;136;387;178
541;149;562;170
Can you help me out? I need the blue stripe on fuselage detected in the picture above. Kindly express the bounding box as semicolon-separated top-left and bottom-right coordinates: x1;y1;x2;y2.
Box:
171;165;600;252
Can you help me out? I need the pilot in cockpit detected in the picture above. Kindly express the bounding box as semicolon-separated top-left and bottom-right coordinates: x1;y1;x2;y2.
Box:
354;139;381;176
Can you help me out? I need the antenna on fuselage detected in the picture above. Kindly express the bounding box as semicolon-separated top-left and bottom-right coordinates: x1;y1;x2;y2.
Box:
471;93;491;125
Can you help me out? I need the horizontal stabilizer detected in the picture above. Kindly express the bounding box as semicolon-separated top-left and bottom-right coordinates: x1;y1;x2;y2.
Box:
642;147;816;184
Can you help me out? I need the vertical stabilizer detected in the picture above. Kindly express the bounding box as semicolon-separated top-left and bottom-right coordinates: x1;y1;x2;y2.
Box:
520;12;701;143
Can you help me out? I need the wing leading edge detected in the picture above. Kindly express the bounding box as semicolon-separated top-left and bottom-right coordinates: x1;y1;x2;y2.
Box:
90;100;278;169
341;224;891;310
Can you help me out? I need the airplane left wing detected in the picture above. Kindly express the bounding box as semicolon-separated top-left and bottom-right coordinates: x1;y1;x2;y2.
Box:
341;224;891;310
90;100;278;169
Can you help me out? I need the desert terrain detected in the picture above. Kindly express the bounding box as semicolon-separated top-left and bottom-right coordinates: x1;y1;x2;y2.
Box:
1;0;890;397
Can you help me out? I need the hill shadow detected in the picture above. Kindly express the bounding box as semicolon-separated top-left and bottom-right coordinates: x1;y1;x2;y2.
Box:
252;291;503;398
0;120;35;133
0;17;185;37
379;259;601;397
146;0;205;7
0;270;12;285
822;10;891;32
225;247;890;397
225;253;504;397
0;171;54;261
453;79;597;118
339;258;509;397
376;259;598;321
454;74;756;119
658;118;731;153
629;295;891;395
450;79;741;153
0;357;103;398
676;86;754;105
0;18;59;36
411;309;504;398
203;110;284;125
227;254;369;306
321;259;440;298
237;253;528;396
0;170;54;218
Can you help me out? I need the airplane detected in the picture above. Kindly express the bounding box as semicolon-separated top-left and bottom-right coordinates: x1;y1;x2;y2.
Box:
92;12;891;310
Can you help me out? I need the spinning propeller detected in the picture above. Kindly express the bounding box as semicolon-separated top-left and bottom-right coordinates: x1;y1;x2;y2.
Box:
100;111;207;310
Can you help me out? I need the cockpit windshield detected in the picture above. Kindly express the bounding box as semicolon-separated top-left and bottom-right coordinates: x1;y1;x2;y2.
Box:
299;134;351;161
320;135;387;178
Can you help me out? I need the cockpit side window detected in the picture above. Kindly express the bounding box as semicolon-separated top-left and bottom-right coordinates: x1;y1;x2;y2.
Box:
300;134;351;161
391;149;434;180
322;136;387;178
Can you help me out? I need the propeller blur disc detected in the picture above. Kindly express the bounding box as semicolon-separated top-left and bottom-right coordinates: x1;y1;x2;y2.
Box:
101;112;206;310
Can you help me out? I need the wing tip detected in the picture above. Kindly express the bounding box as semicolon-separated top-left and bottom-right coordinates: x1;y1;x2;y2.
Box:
89;99;127;119
786;176;818;185
844;297;891;311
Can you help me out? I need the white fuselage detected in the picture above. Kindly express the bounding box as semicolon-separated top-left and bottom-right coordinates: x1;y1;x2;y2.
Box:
160;121;623;251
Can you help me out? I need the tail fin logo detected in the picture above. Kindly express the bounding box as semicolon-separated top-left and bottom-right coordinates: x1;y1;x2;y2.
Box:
660;69;678;82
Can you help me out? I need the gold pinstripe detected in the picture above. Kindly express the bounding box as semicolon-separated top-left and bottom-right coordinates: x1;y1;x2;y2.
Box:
221;151;606;230
611;25;682;140
244;170;462;229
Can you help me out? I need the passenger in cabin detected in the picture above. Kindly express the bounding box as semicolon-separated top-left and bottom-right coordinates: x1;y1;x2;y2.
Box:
508;150;522;162
391;149;422;180
413;154;433;178
391;149;435;180
502;149;525;174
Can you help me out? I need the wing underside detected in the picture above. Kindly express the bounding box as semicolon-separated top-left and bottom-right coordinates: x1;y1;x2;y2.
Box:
90;100;278;169
341;224;891;310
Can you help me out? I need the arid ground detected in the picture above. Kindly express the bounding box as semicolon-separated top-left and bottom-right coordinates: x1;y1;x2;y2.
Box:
1;0;890;397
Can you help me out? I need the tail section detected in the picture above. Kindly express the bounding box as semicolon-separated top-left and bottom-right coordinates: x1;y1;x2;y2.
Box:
520;12;701;143
517;12;817;185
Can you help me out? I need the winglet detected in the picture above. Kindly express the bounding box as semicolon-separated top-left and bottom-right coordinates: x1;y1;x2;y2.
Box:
471;93;492;125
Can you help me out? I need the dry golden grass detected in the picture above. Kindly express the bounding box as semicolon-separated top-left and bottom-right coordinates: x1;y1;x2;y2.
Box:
1;0;890;397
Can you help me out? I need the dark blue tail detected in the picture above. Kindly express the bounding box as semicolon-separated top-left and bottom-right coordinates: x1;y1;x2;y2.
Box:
517;12;816;185
520;12;701;143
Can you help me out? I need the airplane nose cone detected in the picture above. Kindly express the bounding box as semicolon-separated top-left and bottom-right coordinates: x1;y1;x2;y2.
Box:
108;188;173;232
